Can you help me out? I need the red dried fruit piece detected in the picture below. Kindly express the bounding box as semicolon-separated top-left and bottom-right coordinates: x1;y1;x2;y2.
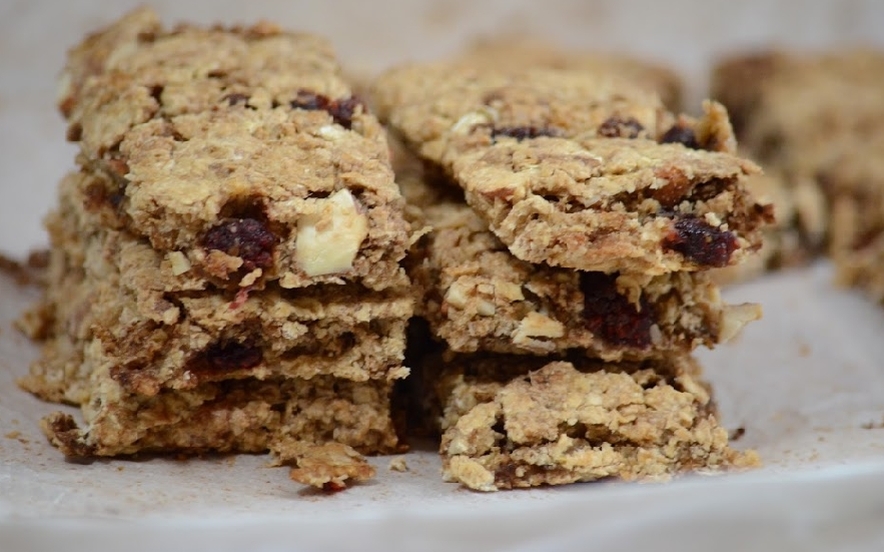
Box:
660;125;699;149
202;218;276;271
223;92;251;106
202;342;263;372
291;90;329;111
491;126;559;141
580;272;652;348
662;216;737;267
290;90;364;129
597;116;645;139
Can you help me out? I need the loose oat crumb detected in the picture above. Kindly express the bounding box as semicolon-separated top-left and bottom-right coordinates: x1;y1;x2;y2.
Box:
388;456;409;472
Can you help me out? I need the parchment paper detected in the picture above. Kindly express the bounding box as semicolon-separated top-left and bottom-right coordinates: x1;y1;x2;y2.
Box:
2;1;884;551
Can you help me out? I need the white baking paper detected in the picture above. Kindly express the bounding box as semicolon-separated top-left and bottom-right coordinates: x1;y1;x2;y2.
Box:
2;1;884;551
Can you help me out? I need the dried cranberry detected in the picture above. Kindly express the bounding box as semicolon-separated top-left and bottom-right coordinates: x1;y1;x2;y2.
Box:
662;216;737;267
203;342;263;372
202;218;276;271
580;272;652;348
290;90;364;129
327;97;363;129
660;125;699;149
597;116;644;139
491;126;558;141
223;93;251;106
291;90;329;111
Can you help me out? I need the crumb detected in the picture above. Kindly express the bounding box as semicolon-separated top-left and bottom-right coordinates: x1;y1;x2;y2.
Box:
729;427;746;441
861;418;884;429
388;456;409;472
117;466;124;471
798;343;811;357
5;431;29;444
0;250;47;286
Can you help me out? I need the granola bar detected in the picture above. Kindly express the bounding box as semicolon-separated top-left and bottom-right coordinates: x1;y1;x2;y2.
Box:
375;60;772;274
41;375;399;458
457;36;683;109
59;8;409;291
21;175;411;404
403;172;759;359
711;49;884;285
372;62;668;169
432;354;757;491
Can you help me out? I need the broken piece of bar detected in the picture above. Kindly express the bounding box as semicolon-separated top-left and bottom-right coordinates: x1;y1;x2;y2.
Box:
432;355;757;491
375;59;772;274
42;375;399;458
403;172;760;359
451;130;771;274
711;49;884;286
59;8;408;292
22;9;415;490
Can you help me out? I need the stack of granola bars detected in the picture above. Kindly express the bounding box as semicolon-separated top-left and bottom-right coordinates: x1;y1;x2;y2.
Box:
372;52;771;490
19;8;413;488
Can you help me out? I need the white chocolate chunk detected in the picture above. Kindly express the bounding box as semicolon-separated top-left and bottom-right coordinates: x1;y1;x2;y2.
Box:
295;189;368;277
512;312;565;345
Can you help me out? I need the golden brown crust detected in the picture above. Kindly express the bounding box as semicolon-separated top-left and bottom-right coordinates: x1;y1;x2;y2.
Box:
376;56;771;274
39;376;399;458
403;170;760;359
60;8;409;291
435;356;757;491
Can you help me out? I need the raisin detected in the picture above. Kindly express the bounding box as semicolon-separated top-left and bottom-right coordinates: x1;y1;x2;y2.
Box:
291;90;329;111
202;342;263;372
662;216;737;267
491;126;558;141
202;218;276;271
66;122;83;142
597;116;644;139
580;272;652;349
660;125;699;149
290;90;363;129
223;93;251;106
326;97;363;129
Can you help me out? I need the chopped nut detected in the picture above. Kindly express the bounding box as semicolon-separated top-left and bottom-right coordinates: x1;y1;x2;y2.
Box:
476;300;496;316
719;303;763;342
295;189;368;277
388;456;408;472
444;281;471;310
167;251;191;276
317;124;347;141
239;268;262;288
451;108;496;134
512;312;565;345
495;281;525;302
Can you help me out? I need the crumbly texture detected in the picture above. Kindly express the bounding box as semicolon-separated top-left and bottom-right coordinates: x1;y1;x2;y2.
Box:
712;170;825;284
24;11;414;479
20;173;412;406
711;49;884;284
372;63;671;169
59;8;409;291
434;356;757;491
443;36;683;109
40;375;398;458
404;172;760;359
273;441;378;490
452;126;770;274
375;58;771;273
